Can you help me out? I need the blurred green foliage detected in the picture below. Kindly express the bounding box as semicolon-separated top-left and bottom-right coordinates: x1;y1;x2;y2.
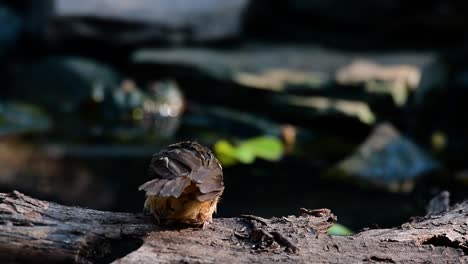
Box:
328;223;353;236
214;136;284;166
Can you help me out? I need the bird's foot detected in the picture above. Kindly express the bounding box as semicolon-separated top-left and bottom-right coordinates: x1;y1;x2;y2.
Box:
202;217;213;230
153;213;161;225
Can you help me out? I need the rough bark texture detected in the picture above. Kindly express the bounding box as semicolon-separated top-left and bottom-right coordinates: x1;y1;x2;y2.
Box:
0;191;156;264
0;191;466;264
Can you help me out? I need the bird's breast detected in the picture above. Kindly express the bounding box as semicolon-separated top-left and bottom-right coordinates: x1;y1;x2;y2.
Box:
144;183;218;226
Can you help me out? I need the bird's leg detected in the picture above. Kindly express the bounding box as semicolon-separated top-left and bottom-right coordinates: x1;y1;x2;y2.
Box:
202;216;213;230
153;213;161;225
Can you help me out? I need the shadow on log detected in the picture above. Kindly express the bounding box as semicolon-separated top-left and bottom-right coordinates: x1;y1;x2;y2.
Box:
0;191;466;263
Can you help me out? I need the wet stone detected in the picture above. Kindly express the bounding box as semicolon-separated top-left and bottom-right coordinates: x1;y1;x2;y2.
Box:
325;123;440;192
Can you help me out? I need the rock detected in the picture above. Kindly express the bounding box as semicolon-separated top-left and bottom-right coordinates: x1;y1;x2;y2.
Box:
141;80;184;138
132;45;357;133
8;56;120;115
0;102;51;136
51;0;249;45
271;95;376;125
325;123;440;192
107;79;185;141
336;60;422;106
112;79;146;110
109;78;146;131
132;45;434;134
8;59;186;141
7;56;122;138
132;45;434;95
132;45;342;92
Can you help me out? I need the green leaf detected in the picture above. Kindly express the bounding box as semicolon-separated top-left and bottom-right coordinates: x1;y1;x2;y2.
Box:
214;140;238;166
239;136;284;161
214;136;284;166
328;223;352;236
234;145;255;164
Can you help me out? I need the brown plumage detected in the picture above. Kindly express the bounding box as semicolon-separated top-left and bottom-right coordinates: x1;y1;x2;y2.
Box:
138;141;224;227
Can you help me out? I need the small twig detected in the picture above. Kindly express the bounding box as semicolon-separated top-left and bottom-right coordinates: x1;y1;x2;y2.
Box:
271;231;299;254
241;215;269;226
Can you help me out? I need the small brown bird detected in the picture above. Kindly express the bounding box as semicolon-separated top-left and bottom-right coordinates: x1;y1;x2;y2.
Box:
138;141;224;228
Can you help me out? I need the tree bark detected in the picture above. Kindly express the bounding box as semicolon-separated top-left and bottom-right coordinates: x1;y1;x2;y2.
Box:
0;191;466;264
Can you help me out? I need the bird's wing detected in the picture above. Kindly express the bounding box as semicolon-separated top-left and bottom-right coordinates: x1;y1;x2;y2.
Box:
138;178;169;195
139;142;224;201
190;165;224;202
174;142;224;202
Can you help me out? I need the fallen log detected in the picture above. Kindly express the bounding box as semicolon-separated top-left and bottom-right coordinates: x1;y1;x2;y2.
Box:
0;191;155;264
0;191;466;263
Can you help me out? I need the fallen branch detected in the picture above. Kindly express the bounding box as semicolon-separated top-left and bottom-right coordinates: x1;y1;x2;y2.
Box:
0;191;156;264
0;191;466;263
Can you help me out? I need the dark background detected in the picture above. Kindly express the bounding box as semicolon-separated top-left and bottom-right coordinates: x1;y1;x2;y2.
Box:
1;0;467;231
